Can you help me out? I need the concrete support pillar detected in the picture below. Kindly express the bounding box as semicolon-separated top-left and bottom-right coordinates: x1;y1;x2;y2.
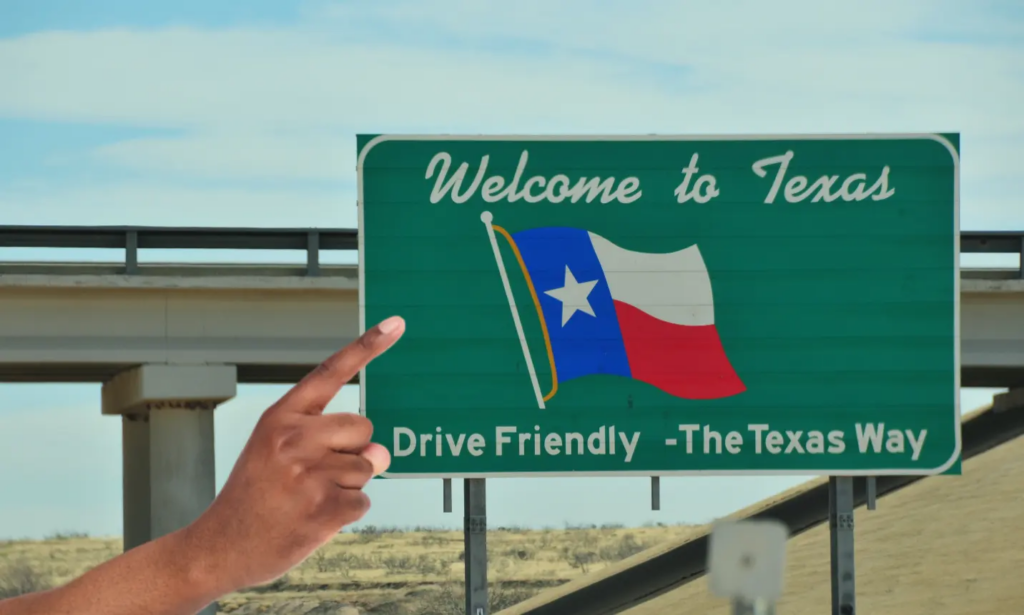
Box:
121;413;151;552
149;405;217;539
103;364;236;549
104;365;236;615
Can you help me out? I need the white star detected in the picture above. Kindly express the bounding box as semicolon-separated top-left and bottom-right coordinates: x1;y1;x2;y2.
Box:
544;266;599;326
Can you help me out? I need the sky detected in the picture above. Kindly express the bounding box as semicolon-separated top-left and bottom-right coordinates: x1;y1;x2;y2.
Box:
0;0;1021;539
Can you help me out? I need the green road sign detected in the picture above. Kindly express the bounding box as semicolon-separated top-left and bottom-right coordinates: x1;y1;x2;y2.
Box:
357;134;960;478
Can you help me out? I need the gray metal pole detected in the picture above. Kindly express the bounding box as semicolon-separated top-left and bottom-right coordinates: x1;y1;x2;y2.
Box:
651;476;660;511
443;478;453;513
464;478;488;615
829;476;856;615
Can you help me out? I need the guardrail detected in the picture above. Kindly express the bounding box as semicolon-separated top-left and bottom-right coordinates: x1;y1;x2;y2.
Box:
0;226;356;276
0;226;1020;277
962;231;1024;280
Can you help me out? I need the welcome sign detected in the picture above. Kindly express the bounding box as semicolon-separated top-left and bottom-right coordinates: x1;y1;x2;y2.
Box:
357;134;960;478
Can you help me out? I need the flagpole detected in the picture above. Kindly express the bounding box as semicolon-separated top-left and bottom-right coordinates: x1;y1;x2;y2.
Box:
481;211;546;410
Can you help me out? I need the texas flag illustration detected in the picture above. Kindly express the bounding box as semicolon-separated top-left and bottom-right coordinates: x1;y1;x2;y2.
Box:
481;211;745;409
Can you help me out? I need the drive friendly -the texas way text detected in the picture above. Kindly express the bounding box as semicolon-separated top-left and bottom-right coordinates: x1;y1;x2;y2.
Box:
392;423;928;462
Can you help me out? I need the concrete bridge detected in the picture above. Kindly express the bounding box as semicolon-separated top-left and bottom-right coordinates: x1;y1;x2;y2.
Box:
1;225;1022;573
0;226;356;557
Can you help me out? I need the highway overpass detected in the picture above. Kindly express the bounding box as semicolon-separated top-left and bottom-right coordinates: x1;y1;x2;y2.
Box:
1;225;1022;614
0;225;358;383
1;227;1023;387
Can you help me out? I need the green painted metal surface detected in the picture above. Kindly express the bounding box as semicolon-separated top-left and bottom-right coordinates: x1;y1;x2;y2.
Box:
357;134;960;477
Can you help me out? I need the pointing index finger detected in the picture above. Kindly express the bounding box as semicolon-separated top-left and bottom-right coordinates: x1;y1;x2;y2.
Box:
278;316;405;414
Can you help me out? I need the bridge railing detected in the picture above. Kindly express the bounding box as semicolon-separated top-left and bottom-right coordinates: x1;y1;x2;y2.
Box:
0;226;1020;278
961;231;1024;280
0;226;356;276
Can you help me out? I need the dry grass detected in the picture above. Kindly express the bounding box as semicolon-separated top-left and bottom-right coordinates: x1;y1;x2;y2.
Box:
0;531;119;598
622;434;1024;615
0;522;696;614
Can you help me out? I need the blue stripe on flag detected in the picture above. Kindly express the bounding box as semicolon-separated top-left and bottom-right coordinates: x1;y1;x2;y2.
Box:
511;226;631;384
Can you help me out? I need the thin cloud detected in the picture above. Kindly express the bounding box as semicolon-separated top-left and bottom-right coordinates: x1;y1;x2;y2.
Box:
0;181;356;227
0;0;1018;223
93;130;360;182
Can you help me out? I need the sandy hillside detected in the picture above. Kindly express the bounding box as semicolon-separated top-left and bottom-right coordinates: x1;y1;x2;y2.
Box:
622;433;1024;615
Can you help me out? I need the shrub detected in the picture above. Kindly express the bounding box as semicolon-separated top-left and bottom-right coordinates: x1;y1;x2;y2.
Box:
499;546;536;561
379;553;451;577
415;581;539;615
598;533;650;562
0;560;52;600
418;533;449;547
560;545;598;573
45;531;88;541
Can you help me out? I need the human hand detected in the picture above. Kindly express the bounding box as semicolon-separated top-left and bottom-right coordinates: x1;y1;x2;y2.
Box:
180;316;406;595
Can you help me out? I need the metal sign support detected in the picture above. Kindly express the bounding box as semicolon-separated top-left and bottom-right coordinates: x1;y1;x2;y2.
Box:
829;476;856;615
464;478;488;615
651;476;661;510
443;478;452;513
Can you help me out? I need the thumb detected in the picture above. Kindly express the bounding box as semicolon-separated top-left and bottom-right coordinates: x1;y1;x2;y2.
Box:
360;442;391;476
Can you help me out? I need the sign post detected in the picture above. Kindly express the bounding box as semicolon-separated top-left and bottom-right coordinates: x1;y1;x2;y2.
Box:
356;134;960;612
464;478;488;615
829;477;856;615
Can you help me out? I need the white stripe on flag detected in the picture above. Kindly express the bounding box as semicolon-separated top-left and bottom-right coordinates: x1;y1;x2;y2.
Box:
588;232;716;327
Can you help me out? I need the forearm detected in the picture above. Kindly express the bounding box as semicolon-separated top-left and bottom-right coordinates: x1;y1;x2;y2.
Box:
0;527;228;615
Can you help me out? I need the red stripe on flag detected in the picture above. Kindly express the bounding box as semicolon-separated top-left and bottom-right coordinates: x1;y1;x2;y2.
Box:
613;300;746;400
